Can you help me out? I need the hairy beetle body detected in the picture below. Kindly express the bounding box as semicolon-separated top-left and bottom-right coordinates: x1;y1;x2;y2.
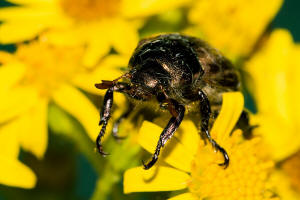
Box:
95;33;245;170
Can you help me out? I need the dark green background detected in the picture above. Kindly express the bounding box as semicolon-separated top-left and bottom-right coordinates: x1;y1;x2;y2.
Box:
273;0;300;41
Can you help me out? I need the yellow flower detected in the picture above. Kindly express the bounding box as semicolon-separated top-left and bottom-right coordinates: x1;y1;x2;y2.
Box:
124;92;278;200
0;39;126;188
245;29;300;161
0;0;190;66
269;171;300;200
281;150;300;193
186;0;283;58
0;118;36;188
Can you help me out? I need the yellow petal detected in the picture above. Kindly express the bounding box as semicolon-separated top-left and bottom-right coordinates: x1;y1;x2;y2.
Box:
270;171;300;200
0;156;36;189
188;0;283;57
0;7;54;21
168;193;196;200
0;51;14;63
122;0;191;18
211;92;244;142
252;114;300;161
82;40;111;67
170;120;200;157
42;28;84;46
138;121;194;172
109;20;139;56
246;29;300;160
0;20;47;44
0;87;39;123
72;54;127;108
52;84;99;140
246;30;295;117
0;119;20;158
82;24;111;67
19;97;48;159
0;61;26;93
123;166;189;193
72;55;127;95
6;0;52;6
0;3;67;44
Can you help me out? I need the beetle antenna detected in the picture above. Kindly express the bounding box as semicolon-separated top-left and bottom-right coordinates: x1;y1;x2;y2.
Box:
95;73;131;90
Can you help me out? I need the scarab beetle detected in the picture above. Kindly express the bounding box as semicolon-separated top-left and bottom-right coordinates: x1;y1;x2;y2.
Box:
95;33;244;170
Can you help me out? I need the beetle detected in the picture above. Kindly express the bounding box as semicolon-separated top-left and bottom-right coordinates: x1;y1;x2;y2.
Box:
95;33;243;170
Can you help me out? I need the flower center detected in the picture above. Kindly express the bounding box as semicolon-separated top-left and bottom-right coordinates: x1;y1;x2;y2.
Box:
16;42;84;96
188;131;275;200
60;0;121;21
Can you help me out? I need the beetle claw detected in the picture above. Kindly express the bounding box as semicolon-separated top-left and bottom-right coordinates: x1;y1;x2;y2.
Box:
97;146;110;157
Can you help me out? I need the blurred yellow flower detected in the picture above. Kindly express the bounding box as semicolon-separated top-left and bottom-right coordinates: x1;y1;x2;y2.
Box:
282;151;300;193
269;170;300;200
0;119;36;188
124;92;280;200
245;29;300;161
187;0;283;58
0;0;190;66
0;40;127;188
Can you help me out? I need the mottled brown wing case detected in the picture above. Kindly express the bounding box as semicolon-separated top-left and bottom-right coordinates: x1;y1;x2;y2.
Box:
187;36;240;92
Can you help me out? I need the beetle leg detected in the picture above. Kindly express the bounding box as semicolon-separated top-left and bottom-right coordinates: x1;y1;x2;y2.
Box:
112;103;134;140
95;81;143;155
96;87;114;156
142;99;185;170
198;90;229;168
95;81;130;155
